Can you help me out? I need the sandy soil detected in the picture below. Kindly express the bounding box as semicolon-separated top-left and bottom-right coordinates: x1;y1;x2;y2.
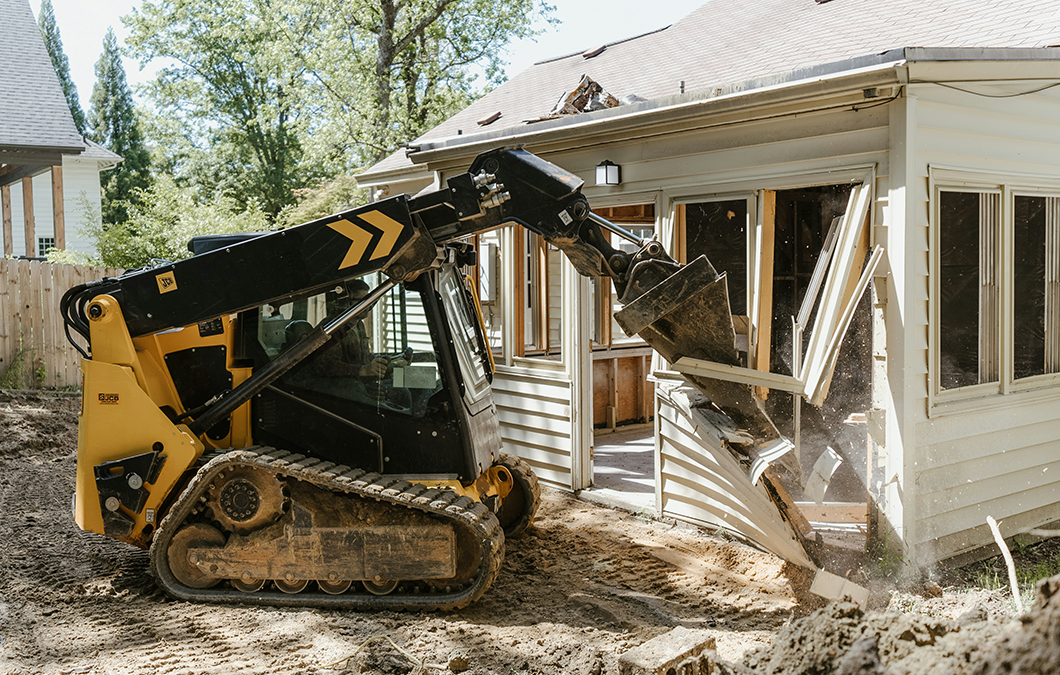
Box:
2;390;1056;675
0;391;796;675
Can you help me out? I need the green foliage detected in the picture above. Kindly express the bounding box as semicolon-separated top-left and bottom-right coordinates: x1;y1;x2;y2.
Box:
125;1;313;218
52;179;269;270
37;0;87;135
289;0;556;166
969;542;1060;609
124;0;556;203
275;175;368;228
89;28;152;225
866;527;905;578
0;341;30;390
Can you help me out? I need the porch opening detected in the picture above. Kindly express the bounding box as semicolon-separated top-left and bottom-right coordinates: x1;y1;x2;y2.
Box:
589;204;658;511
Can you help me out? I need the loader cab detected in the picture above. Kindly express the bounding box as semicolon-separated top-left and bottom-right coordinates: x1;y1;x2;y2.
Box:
239;265;501;484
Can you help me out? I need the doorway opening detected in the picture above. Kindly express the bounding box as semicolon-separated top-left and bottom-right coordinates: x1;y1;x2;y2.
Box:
589;204;657;511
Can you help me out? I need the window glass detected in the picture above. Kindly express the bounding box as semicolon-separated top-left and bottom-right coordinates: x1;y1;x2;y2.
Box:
439;266;492;403
938;191;999;390
685;200;748;315
1014;195;1047;380
266;276;442;417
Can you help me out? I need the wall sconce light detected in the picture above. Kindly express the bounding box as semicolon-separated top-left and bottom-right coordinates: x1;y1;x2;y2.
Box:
595;160;621;186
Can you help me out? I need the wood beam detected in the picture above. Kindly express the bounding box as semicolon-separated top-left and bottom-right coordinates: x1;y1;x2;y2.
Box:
22;176;35;258
0;163;50;189
51;165;65;251
754;191;777;400
513;226;525;358
1;185;11;257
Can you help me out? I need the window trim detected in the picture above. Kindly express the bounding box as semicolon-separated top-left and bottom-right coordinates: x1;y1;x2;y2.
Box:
929;166;1060;415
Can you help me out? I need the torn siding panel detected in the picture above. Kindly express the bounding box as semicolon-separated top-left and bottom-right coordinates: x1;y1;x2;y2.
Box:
656;385;816;569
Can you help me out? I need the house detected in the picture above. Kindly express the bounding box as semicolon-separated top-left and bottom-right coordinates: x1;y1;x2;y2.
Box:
0;0;121;259
358;0;1060;574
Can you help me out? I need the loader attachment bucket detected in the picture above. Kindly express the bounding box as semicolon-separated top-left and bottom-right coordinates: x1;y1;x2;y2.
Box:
614;255;781;443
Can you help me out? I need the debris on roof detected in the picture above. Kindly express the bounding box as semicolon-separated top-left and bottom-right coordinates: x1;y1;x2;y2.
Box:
527;74;620;123
477;111;502;126
582;45;606;59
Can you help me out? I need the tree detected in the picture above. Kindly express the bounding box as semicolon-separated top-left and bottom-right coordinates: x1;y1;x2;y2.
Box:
88;28;152;225
125;0;555;201
125;1;312;218
291;0;555;165
38;0;87;135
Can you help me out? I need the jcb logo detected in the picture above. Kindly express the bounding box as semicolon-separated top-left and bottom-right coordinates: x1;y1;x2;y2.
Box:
98;393;120;405
156;271;178;294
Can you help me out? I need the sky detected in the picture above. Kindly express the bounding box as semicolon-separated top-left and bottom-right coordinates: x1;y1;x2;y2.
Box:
29;0;707;111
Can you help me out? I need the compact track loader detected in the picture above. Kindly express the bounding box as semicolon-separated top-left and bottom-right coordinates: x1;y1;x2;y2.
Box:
63;148;742;610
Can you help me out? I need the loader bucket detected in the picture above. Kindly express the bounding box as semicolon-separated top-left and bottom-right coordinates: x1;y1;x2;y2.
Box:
614;255;781;442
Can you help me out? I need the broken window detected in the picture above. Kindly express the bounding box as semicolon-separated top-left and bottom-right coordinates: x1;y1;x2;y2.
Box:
938;190;1000;390
669;181;879;404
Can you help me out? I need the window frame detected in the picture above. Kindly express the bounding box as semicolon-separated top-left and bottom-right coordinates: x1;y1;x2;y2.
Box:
929;166;1060;413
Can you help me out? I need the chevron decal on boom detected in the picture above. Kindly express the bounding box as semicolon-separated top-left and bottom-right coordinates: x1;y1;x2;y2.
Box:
327;219;374;269
358;211;406;261
327;211;406;270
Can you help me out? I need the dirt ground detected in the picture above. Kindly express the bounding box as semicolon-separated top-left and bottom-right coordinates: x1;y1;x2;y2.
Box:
1;390;1056;675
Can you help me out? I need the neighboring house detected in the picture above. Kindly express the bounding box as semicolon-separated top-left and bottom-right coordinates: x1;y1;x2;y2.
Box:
358;0;1060;574
0;0;121;259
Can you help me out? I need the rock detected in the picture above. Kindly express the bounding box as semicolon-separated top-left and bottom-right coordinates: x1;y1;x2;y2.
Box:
448;652;470;673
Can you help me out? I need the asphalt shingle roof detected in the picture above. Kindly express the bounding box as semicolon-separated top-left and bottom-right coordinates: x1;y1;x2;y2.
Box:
364;0;1060;178
0;0;84;152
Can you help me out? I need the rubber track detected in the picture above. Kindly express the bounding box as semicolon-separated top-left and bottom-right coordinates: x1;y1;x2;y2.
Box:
148;446;504;611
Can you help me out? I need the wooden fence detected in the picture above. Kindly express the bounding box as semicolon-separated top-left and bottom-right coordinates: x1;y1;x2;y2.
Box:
0;259;122;389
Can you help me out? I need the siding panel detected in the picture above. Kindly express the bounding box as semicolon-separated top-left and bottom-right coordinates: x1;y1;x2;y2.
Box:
493;368;572;489
913;83;1060;562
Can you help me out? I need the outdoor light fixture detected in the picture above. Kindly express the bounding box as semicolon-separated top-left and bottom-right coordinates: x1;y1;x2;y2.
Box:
595;160;621;186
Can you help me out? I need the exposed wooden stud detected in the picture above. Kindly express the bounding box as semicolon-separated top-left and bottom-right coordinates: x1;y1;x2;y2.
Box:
794;501;868;524
608;357;618;429
674;204;687;264
1;184;11;257
22;176;35;258
512;226;526;358
51;165;65;251
754;191;777;399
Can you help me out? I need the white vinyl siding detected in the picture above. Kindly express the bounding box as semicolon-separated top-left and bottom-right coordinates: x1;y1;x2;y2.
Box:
657;385;814;568
492;368;573;488
3;156;108;258
916;79;1060;564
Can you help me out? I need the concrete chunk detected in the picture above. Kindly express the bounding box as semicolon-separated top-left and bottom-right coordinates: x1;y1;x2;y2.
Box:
618;626;716;675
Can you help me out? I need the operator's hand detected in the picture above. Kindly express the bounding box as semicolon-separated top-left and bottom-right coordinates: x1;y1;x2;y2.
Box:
391;358;409;369
359;357;388;379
